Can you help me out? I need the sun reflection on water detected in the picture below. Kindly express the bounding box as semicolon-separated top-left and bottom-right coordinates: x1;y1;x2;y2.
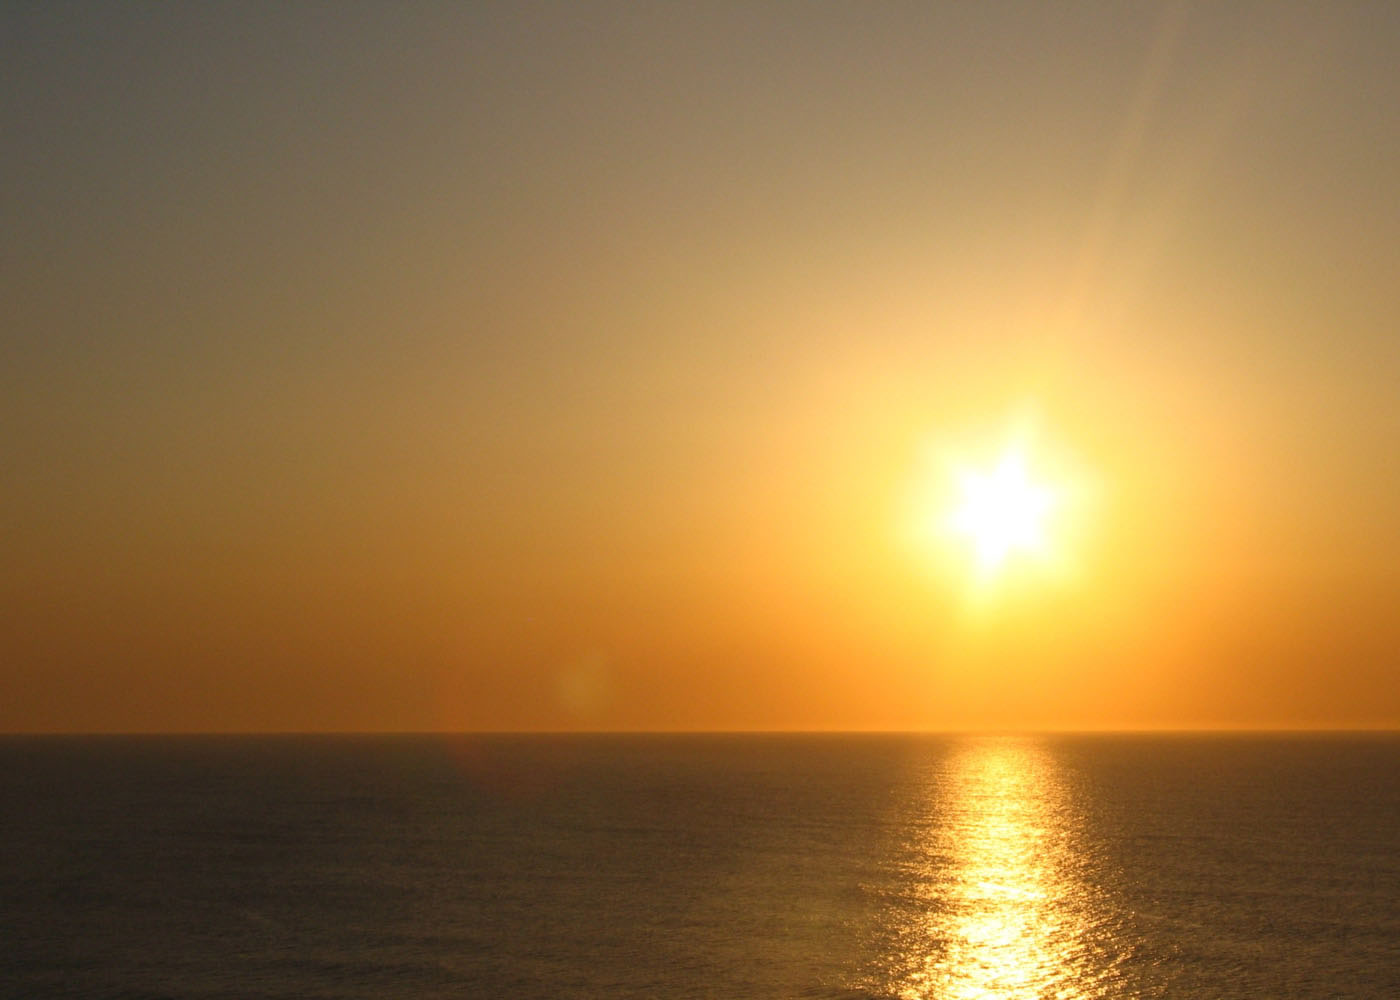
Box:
878;737;1112;1000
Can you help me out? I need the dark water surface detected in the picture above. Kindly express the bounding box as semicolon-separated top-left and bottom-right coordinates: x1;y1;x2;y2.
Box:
3;733;1398;999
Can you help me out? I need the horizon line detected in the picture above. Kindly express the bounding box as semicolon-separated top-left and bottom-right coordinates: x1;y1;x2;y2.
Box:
4;726;1398;737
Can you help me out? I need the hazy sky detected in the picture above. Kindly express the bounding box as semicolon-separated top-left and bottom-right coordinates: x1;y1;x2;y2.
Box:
4;2;1398;732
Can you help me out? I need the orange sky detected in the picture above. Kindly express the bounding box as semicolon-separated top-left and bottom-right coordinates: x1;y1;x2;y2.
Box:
3;3;1398;732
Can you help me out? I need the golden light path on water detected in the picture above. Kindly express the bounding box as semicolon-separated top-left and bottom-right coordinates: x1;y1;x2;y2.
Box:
875;738;1120;1000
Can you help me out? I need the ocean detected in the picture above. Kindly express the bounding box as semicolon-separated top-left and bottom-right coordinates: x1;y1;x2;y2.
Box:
2;733;1397;999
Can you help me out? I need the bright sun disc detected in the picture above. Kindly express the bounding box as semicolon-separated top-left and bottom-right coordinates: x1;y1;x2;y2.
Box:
947;449;1056;577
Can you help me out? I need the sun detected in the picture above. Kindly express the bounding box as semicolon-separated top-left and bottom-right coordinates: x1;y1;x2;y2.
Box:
947;449;1056;578
902;416;1090;599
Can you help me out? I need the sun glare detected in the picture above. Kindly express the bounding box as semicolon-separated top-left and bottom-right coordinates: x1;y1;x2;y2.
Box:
948;450;1056;577
903;413;1092;603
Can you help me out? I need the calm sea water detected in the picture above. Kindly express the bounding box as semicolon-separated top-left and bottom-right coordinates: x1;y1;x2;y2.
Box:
2;733;1397;999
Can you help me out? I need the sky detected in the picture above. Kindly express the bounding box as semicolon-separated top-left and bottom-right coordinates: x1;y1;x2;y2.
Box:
3;1;1398;732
